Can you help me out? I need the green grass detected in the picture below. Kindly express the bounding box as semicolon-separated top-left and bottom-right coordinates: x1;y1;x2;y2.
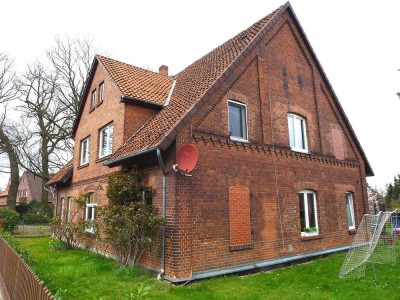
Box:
15;237;400;299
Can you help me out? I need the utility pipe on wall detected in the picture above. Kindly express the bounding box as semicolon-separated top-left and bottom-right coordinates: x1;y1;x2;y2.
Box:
156;148;167;280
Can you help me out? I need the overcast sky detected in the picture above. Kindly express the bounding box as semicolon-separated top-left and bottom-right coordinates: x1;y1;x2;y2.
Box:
1;0;399;191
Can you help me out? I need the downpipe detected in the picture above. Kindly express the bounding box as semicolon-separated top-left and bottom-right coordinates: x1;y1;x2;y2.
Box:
156;148;167;280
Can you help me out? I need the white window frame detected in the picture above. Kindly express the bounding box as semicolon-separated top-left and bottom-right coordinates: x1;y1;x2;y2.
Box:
99;123;113;158
61;197;65;224
85;193;97;233
299;190;318;236
91;90;96;108
287;113;308;153
67;197;72;222
346;192;356;230
80;137;90;166
99;82;104;102
228;100;248;142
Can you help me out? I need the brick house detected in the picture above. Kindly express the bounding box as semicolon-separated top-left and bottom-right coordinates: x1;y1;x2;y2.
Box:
17;171;55;205
48;2;373;282
0;172;55;207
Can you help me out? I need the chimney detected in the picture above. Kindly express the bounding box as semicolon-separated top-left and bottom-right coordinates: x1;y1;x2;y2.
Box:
159;65;168;76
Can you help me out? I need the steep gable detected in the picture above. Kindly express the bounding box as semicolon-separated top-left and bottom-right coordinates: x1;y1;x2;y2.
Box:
106;5;284;164
72;55;174;138
103;2;372;176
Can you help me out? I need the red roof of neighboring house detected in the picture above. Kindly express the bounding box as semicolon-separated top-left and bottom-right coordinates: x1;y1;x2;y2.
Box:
47;160;73;186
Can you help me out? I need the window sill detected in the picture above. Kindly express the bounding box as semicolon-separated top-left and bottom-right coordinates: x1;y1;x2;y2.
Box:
348;229;357;235
229;242;254;251
96;154;112;164
291;148;309;154
96;101;103;108
301;234;323;241
89;107;95;113
77;163;89;170
230;137;249;143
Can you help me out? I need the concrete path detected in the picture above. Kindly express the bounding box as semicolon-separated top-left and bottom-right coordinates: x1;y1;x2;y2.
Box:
0;273;10;300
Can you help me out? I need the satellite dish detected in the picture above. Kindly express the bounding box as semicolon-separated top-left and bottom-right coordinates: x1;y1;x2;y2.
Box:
174;144;199;175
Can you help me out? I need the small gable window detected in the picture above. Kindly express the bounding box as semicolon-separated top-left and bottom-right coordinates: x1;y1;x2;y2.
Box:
91;90;96;109
99;82;105;103
80;137;90;166
99;123;113;158
346;192;355;230
288;113;308;153
228;100;248;141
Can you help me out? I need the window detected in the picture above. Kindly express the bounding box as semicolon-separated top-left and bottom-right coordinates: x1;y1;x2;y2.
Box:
143;188;153;206
80;137;90;165
99;123;113;158
99;82;104;103
67;197;72;222
61;197;65;223
299;190;318;236
346;192;355;230
228;100;248;141
288;113;308;152
85;193;97;233
91;90;96;109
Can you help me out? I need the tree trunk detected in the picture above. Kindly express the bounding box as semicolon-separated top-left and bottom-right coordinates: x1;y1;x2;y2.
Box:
0;127;19;210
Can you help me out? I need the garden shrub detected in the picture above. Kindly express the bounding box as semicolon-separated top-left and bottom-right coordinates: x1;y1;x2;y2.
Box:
98;168;163;266
0;230;31;263
18;200;53;224
0;207;20;233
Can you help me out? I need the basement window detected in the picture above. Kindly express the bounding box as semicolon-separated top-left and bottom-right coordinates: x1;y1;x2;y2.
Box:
228;100;248;142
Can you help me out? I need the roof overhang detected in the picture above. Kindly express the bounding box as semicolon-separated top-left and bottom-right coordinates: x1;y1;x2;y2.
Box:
121;95;163;109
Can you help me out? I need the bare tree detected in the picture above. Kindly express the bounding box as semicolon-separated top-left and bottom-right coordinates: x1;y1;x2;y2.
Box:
0;53;19;210
16;62;71;203
47;36;97;126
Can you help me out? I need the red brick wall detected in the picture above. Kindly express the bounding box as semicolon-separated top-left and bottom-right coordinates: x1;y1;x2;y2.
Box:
229;186;251;246
165;10;370;278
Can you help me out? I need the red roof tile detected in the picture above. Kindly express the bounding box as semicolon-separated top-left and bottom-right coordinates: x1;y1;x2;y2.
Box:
97;55;174;105
47;160;73;186
107;5;284;163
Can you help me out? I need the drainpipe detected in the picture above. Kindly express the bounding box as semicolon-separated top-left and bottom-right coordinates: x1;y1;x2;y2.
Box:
156;148;167;280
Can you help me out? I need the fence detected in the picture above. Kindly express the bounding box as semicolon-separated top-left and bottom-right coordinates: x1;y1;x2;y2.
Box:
0;237;54;300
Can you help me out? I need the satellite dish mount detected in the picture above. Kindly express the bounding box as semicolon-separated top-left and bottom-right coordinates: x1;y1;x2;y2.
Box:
173;144;199;177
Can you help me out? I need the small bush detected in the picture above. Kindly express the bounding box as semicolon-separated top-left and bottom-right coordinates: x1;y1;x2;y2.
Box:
0;230;31;263
21;212;50;224
18;200;53;225
0;207;20;233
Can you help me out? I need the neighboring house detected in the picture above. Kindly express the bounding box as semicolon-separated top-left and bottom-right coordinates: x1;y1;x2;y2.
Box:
367;186;384;213
17;171;55;205
0;172;55;207
0;179;11;207
48;2;373;282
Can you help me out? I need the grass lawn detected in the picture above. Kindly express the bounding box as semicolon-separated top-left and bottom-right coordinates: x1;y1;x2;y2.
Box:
15;237;400;299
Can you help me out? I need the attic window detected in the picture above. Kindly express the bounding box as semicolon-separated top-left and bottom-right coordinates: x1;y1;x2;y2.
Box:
228;100;248;142
91;90;97;109
99;82;104;103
